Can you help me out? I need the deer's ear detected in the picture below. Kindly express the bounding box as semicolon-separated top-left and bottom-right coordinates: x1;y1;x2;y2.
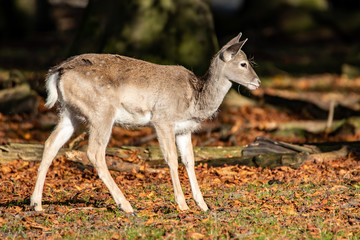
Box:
224;32;243;47
220;40;247;62
238;38;248;49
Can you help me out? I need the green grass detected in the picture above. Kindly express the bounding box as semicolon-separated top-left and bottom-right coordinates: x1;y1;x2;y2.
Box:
1;169;359;239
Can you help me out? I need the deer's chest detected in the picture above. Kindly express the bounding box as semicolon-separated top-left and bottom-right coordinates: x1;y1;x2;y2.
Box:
174;120;200;134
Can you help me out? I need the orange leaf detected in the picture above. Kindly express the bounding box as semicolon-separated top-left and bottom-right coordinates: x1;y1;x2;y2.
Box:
187;232;205;240
145;217;154;226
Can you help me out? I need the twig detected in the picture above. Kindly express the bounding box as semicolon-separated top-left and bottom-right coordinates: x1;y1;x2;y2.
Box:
131;133;157;146
326;99;337;130
69;131;87;150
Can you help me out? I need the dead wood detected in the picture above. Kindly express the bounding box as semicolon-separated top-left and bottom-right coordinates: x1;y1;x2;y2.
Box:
251;117;360;138
0;138;357;171
64;150;164;174
254;88;360;119
0;83;38;114
307;146;349;164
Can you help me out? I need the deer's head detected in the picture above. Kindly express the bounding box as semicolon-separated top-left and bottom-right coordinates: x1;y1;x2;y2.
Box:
218;33;261;90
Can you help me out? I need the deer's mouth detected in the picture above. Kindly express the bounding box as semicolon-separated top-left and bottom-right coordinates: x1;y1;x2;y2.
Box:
245;81;260;90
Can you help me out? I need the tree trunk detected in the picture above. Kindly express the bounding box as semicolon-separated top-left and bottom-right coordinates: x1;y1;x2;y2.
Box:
69;0;218;75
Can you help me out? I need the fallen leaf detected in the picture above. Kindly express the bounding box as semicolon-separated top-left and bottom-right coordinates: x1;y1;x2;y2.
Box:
145;217;155;226
187;232;205;240
0;217;7;226
1;166;12;174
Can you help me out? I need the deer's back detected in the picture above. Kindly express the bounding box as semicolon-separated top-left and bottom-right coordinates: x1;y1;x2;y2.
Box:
53;54;199;88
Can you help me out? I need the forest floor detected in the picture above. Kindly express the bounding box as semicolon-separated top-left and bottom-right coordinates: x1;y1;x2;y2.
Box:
0;73;359;239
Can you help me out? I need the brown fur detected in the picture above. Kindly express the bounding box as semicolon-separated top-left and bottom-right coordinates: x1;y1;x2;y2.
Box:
31;33;261;213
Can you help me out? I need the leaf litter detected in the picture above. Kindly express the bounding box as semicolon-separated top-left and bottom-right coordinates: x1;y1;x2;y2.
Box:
0;74;360;239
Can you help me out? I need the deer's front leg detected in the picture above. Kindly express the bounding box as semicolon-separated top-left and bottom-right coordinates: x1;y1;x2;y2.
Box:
176;133;209;211
154;123;189;211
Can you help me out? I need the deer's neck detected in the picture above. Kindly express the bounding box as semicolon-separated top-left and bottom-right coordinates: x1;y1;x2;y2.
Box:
195;58;232;119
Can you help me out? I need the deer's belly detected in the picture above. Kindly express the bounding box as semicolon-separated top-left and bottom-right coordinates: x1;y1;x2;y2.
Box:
114;107;151;126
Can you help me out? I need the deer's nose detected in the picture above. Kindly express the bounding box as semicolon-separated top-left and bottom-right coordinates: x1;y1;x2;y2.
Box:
253;78;261;87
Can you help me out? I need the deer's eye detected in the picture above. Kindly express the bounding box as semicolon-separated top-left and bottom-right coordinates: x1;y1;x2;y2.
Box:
240;62;247;68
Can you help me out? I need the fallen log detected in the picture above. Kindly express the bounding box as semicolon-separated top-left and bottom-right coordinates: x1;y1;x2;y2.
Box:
0;83;38;114
0;142;244;173
0;143;149;173
254;86;360;119
0;138;356;172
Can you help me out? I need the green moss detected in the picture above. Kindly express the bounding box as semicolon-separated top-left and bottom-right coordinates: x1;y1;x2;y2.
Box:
178;34;205;67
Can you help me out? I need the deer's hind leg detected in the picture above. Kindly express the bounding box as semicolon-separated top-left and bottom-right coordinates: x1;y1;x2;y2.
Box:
31;109;76;211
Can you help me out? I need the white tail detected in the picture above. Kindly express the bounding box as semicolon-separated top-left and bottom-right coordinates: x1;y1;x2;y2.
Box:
30;33;260;213
44;72;59;108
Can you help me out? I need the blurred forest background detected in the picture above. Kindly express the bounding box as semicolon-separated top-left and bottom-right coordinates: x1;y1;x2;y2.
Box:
1;0;360;143
1;0;360;76
1;0;360;139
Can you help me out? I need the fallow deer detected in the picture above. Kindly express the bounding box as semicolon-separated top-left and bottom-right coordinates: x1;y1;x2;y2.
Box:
30;33;260;213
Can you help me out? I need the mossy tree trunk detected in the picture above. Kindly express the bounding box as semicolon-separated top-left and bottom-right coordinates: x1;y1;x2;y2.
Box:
69;0;218;75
